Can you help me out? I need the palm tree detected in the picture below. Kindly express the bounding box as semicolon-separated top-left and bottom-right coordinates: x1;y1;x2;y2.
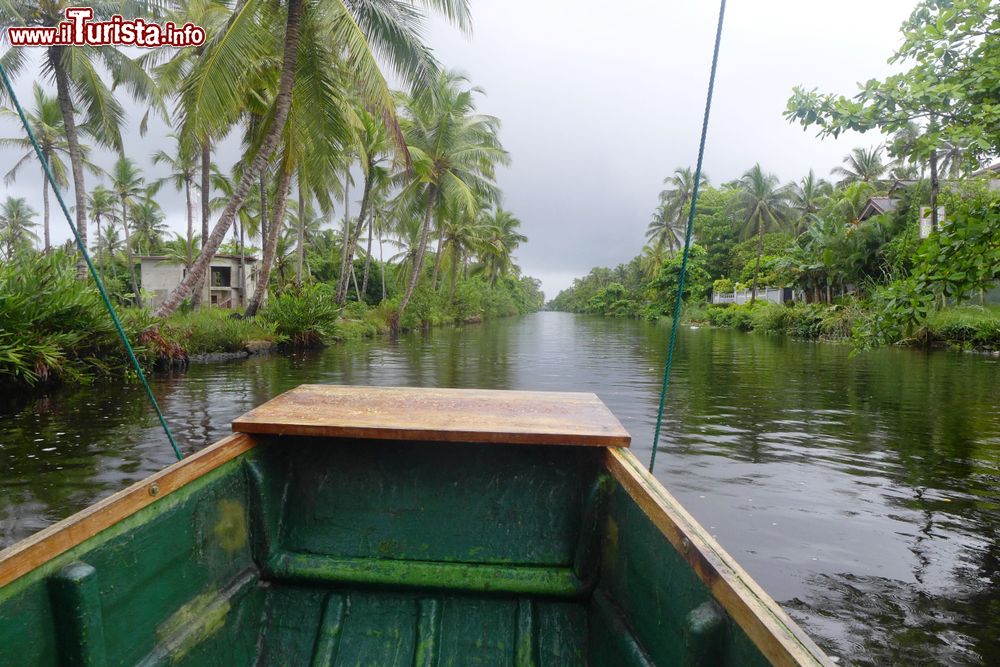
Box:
436;200;483;298
87;185;119;280
832;146;888;185
387;216;428;288
789;170;832;234
130;192;169;257
337;108;392;304
395;70;509;320
163;233;202;270
478;208;527;286
639;240;667;279
153;0;472;318
110;158;146;305
1;0;159;275
1;83;99;252
0;197;38;260
153;134;199;252
737;164;792;303
647;167;708;255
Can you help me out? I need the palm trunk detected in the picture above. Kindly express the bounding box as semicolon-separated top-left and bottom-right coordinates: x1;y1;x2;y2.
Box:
448;250;460;300
361;212;374;299
245;166;293;317
259;164;268;251
430;232;444;291
40;164;50;252
49;47;87;277
296;176;305;287
154;0;304;318
120;198;142;306
750;225;763;305
95;216;103;282
379;230;386;301
398;188;437;318
238;220;246;307
337;168;374;304
336;176;351;302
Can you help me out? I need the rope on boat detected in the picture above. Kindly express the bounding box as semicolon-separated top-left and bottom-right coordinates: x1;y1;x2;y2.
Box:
0;63;182;461
649;0;727;473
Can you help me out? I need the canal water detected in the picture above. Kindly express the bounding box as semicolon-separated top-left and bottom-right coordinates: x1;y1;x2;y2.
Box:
1;312;998;665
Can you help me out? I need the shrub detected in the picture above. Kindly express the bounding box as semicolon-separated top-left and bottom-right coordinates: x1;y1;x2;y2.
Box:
260;284;341;347
0;251;136;387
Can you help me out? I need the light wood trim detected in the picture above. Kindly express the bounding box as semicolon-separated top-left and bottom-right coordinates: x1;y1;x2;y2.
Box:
233;385;631;447
0;433;257;589
605;448;834;667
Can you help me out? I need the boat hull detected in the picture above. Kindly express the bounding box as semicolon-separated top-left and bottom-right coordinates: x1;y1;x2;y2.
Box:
0;388;830;666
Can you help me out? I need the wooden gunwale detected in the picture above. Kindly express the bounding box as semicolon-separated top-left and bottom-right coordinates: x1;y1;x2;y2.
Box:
0;433;257;590
604;447;834;667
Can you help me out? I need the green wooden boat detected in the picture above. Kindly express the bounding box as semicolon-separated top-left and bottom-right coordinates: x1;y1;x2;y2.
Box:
0;385;831;666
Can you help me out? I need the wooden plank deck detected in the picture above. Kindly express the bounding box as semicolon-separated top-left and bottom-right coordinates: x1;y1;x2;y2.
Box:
232;385;631;447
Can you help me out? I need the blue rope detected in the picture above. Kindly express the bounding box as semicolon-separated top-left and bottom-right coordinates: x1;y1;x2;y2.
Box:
0;62;182;461
649;0;727;472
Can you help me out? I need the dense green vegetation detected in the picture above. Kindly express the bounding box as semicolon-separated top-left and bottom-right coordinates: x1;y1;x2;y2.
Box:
0;0;544;388
551;0;1000;353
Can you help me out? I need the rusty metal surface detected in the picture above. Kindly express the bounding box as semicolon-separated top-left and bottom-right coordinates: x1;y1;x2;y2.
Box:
232;385;631;447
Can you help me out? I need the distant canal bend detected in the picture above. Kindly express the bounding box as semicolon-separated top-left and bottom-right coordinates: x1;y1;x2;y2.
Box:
2;311;998;666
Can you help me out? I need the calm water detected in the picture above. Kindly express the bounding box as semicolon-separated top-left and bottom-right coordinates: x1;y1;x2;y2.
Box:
2;312;999;665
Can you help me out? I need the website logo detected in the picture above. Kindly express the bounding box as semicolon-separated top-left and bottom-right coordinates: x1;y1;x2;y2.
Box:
7;7;206;48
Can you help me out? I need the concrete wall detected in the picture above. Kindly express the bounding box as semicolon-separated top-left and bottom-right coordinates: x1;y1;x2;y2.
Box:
711;287;791;305
140;256;258;310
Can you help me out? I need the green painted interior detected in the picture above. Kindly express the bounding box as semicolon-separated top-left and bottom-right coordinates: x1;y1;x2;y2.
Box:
0;438;779;666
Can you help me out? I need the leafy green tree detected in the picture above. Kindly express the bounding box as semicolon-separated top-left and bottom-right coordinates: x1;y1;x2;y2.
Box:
787;0;1000;231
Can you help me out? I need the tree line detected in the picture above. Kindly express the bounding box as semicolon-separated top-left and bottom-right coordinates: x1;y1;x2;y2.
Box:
0;0;539;329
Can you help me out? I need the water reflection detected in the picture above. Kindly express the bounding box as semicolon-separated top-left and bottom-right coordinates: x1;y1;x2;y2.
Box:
1;312;998;665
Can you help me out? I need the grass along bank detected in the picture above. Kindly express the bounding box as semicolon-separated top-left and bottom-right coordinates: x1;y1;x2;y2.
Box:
695;301;1000;351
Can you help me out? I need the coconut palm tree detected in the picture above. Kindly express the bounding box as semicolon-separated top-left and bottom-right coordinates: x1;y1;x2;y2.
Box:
789;170;832;234
163;233;201;270
1;84;100;252
478;208;527;286
0;0;159;275
153;134;200;252
436;200;484;298
832;146;888;185
639;240;667;279
129;192;169;257
153;0;472;318
109;158;147;304
0;197;38;260
737;164;792;303
337;108;393;304
647;167;708;255
87;185;119;280
395;70;508;319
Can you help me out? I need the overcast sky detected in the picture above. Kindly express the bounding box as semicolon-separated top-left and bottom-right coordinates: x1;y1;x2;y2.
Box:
0;0;919;298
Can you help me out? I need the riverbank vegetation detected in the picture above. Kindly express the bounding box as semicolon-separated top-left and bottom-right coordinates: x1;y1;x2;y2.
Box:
550;0;1000;353
0;0;543;388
